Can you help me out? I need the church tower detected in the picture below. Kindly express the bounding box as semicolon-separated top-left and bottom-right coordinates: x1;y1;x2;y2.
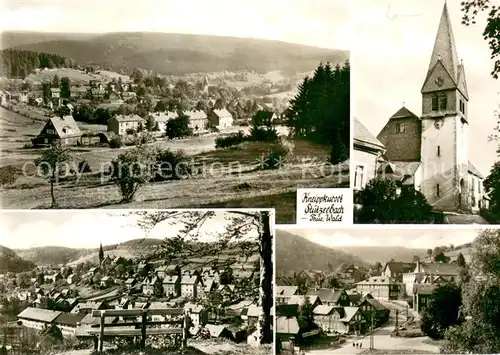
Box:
202;74;209;94
419;1;470;212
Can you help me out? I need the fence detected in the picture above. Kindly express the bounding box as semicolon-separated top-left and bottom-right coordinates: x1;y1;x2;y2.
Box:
88;308;189;354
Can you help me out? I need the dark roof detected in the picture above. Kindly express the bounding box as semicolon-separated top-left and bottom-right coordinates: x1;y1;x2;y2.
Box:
276;304;299;317
347;293;363;305
354;117;385;150
419;262;461;276
306;288;345;304
385;262;416;274
364;298;387;311
413;283;437;295
389;106;420;120
54;312;85;326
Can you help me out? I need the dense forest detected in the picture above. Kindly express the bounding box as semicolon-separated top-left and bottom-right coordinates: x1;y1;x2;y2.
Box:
0;48;76;78
287;61;350;163
0;245;36;273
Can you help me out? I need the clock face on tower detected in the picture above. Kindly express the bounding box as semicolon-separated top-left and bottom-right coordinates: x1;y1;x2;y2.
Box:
435;77;444;87
434;119;444;130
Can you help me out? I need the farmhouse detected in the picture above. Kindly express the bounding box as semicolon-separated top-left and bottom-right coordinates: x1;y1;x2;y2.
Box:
124;278;137;291
17;307;61;331
382;261;416;282
100;276;114;288
253;110;278;126
184;303;208;328
149;111;178;134
70;86;88;99
33;115;82;147
402;260;461;295
356;276;404;300
50;88;61;99
142;275;162;296
412;283;437;313
107;114;145;136
53;312;85;337
306;288;350;307
184;110;208;132
180;275;200;299
208;108;234;129
163;275;181;298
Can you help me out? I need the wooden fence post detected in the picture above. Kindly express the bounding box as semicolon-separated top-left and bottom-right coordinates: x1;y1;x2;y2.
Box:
140;310;147;352
182;309;189;349
98;310;105;354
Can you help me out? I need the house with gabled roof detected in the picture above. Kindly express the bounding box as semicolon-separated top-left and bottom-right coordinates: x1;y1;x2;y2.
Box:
306;288;350;307
208;108;233;129
383;261;416;282
276;285;299;305
180;275;200;299
184;110;207;132
107;114;145;136
17;307;61;331
142;275;162;296
162;275;181;298
33;115;82;146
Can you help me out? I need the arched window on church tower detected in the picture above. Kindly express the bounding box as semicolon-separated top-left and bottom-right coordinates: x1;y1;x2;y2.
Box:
431;94;439;111
438;92;447;110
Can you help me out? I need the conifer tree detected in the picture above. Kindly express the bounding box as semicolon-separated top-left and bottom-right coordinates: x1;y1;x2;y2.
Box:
99;243;104;264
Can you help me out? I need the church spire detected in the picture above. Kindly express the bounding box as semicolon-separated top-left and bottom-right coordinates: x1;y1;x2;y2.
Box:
426;1;460;82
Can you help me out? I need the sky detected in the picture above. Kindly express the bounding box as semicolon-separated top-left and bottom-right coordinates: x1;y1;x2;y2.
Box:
281;227;479;249
353;0;499;176
0;210;260;249
0;0;352;50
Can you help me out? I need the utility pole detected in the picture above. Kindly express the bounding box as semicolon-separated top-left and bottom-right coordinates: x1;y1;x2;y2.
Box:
395;309;399;336
370;314;374;350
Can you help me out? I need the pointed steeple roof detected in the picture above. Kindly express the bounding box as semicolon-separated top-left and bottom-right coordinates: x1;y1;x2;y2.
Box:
426;1;460;82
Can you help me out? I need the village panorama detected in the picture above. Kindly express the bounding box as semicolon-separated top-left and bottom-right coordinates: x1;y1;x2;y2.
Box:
0;7;350;223
0;210;274;355
275;227;500;354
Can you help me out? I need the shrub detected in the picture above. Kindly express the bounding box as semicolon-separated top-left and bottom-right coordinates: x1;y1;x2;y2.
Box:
259;139;293;170
109;137;123;149
0;165;18;186
78;161;92;173
126;128;136;135
155;149;191;181
329;141;349;164
249;126;278;142
215;131;247;148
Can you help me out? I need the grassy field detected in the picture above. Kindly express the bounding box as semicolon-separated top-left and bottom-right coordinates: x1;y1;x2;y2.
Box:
25;68;130;85
0;106;349;223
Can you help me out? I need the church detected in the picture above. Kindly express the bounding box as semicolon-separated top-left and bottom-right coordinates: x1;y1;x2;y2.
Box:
353;2;487;214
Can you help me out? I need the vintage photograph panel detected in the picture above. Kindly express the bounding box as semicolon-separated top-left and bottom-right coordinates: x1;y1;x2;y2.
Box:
275;226;500;354
352;0;499;224
0;209;274;355
0;0;351;224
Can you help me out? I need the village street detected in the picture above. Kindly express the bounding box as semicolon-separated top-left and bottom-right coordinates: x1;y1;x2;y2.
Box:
305;301;440;355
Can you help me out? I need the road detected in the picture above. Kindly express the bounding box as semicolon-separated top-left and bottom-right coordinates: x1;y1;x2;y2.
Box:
305;301;440;355
444;213;488;224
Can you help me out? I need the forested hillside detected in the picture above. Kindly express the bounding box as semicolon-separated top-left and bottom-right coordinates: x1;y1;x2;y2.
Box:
0;49;76;78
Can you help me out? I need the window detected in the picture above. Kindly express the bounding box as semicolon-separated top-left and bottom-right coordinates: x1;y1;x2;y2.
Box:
459;99;466;115
354;165;364;188
395;122;406;134
436;184;440;197
431;94;439;111
437;146;440;156
439;92;447;110
478;180;481;194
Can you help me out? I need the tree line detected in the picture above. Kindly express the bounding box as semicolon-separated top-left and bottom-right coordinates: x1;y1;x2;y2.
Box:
287;61;350;163
0;49;76;78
